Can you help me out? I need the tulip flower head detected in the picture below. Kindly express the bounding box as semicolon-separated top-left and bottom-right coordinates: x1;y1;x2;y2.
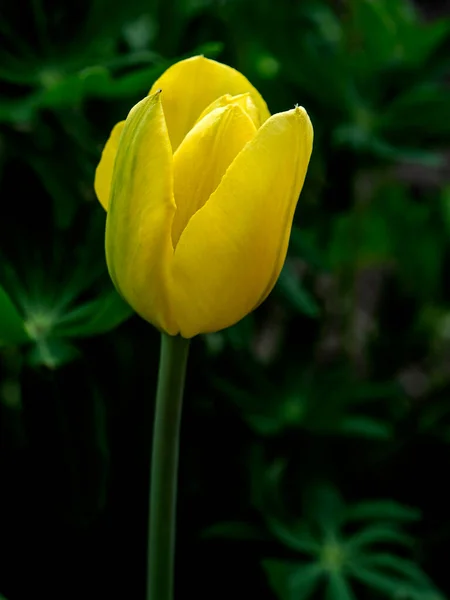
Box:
95;56;313;338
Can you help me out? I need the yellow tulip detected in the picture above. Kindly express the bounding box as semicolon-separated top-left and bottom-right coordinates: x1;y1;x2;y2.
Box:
95;56;313;338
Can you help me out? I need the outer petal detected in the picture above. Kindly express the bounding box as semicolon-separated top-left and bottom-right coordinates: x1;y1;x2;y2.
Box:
170;106;313;338
149;56;270;151
172;103;256;247
94;120;125;210
106;92;178;334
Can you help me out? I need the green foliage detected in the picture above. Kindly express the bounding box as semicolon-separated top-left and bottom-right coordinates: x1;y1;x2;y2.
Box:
212;368;400;438
1;0;450;598
209;458;442;599
0;284;30;346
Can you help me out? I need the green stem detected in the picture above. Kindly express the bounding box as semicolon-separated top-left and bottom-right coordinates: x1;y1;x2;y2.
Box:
147;333;190;600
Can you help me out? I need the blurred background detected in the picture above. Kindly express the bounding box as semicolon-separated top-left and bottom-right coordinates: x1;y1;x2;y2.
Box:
1;0;450;598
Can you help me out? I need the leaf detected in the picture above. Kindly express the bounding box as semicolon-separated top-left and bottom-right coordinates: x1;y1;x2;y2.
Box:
350;0;401;71
267;518;321;555
380;84;450;140
28;154;80;230
27;338;80;369
346;525;414;550
346;500;421;523
246;414;285;436
224;313;255;350
263;559;322;600
54;290;133;338
303;483;345;537
325;571;357;600
276;263;319;318
0;284;30;346
349;564;429;598
332;126;444;166
338;416;393;439
354;553;432;587
201;521;268;541
329;211;392;272
289;227;327;270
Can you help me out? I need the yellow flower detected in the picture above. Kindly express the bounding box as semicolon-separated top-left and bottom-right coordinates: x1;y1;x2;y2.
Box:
95;56;313;338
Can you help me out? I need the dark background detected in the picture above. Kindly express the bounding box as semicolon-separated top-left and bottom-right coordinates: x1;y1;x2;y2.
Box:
1;0;450;598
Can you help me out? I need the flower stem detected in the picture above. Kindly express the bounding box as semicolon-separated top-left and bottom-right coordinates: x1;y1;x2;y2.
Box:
147;333;190;600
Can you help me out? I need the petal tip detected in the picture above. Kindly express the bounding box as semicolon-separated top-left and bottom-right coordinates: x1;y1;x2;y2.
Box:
292;105;314;141
293;104;308;118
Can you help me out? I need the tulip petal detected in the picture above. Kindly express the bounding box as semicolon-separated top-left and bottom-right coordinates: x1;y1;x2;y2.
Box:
170;106;313;338
172;103;257;247
149;56;270;151
195;93;261;129
94;120;125;210
106;92;178;334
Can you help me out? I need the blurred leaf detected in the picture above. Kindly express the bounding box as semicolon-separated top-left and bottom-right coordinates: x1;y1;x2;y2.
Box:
224;313;255;351
202;520;268;541
263;560;322;600
0;284;30;346
27;337;80;369
349;564;423;598
276;263;319;318
267;518;321;555
289;227;327;270
338;416;392;439
28;153;80;229
380;84;450;140
303;483;345;536
346;500;421;523
346;525;414;550
354;553;432;587
325;571;357;600
54;290;133;338
350;0;402;71
348;0;449;73
329;211;392;271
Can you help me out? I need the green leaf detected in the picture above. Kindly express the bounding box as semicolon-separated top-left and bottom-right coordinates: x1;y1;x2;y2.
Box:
325;571;357;600
267;518;321;555
346;525;414;550
224;313;255;350
346;500;421;523
329;211;392;271
27;338;80;369
276;263;320;318
349;564;429;598
201;521;268;541
354;553;432;587
289;227;327;270
0;284;30;346
263;560;322;600
303;483;345;537
380;85;450;140
338;416;393;439
54;290;133;338
350;0;401;71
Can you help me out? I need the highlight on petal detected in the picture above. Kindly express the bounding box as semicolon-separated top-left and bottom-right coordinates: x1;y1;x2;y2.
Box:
149;55;270;151
105;92;178;334
170;106;313;338
94;120;125;210
172;103;257;247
